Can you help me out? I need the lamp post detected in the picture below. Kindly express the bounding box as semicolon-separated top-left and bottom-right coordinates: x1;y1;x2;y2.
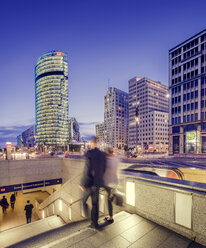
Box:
135;101;140;152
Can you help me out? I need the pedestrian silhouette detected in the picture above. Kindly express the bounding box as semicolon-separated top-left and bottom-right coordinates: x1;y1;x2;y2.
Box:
0;195;9;213
103;148;120;224
10;193;16;210
24;200;33;223
80;137;106;229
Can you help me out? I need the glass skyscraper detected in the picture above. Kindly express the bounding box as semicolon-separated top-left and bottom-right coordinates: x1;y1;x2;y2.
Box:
35;51;69;148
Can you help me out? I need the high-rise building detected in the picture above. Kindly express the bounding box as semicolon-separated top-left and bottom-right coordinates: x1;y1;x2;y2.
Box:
95;122;105;143
128;77;169;151
35;51;69;148
22;126;36;148
169;29;206;154
104;87;128;149
68;117;80;142
17;135;23;149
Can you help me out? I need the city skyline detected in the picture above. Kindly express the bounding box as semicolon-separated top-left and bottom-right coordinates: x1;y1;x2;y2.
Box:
1;0;206;148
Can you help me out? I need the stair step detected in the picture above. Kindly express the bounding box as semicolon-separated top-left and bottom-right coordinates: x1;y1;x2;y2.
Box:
0;216;65;248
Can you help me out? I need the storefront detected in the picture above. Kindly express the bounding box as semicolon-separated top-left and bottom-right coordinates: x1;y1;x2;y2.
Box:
184;131;200;154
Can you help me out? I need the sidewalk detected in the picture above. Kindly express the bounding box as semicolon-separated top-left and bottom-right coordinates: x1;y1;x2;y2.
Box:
0;191;49;232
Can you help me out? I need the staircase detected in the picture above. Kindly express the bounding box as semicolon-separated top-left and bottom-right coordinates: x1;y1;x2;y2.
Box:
1;211;204;248
0;216;65;248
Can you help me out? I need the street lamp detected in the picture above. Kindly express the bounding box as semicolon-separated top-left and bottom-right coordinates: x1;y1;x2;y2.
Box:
135;101;140;152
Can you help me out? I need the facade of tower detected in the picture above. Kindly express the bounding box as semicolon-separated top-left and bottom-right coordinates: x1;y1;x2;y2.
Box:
104;87;128;149
169;29;206;154
95;122;105;143
35;51;69;148
68;117;80;142
128;77;169;152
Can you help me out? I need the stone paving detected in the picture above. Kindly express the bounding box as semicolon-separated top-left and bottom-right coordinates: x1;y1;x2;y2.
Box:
2;211;205;248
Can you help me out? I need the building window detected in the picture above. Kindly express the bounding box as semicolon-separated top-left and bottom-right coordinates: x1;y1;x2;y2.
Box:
191;103;194;110
183;116;186;122
172;88;174;94
191;91;194;99
191;114;194;121
195;113;198;121
201;89;204;97
195;102;198;109
183;94;186;101
201;100;204;108
187;104;190;111
183;105;186;112
195;80;198;87
187;115;190;122
183;84;186;90
201;112;205;120
195;90;198;98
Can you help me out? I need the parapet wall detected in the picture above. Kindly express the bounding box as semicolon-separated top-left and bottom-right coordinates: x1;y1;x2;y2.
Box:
0;158;62;186
123;173;206;246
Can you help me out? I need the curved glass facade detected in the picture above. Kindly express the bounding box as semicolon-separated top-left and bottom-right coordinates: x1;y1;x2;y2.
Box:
35;51;69;147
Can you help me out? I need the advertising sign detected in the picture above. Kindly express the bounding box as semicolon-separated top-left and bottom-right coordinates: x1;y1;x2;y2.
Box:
186;131;196;143
185;131;200;143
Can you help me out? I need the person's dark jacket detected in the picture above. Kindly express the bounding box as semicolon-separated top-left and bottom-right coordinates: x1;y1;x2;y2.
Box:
24;203;33;216
10;194;16;203
0;198;9;208
81;147;106;188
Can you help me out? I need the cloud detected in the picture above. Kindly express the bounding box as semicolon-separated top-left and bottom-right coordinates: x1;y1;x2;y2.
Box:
0;124;34;148
79;121;100;140
78;121;100;126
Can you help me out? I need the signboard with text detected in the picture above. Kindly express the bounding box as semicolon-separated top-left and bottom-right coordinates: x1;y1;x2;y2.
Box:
0;178;62;194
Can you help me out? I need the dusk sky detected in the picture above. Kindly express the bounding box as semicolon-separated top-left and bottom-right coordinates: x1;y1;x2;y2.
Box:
1;0;206;148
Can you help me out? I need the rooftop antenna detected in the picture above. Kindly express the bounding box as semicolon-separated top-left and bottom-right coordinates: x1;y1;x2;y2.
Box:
108;78;110;89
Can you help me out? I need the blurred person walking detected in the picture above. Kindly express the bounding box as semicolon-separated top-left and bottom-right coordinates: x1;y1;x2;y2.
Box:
0;195;9;213
80;137;106;229
24;200;33;223
10;193;16;210
103;148;120;224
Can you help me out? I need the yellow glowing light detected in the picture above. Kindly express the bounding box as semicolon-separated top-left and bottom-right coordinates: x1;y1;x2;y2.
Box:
126;181;135;206
68;207;72;220
135;117;139;123
59;199;63;211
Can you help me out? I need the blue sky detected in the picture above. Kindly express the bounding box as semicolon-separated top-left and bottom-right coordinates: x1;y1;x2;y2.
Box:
1;0;206;148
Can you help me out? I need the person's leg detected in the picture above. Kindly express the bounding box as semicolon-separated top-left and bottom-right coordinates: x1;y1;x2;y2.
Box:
104;187;114;221
82;188;91;218
91;187;99;228
26;216;29;223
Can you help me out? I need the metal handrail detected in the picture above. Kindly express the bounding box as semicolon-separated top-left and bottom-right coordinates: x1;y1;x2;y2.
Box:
39;196;82;210
39;173;83;211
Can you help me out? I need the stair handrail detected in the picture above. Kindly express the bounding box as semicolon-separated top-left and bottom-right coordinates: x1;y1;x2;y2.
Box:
39;196;82;210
